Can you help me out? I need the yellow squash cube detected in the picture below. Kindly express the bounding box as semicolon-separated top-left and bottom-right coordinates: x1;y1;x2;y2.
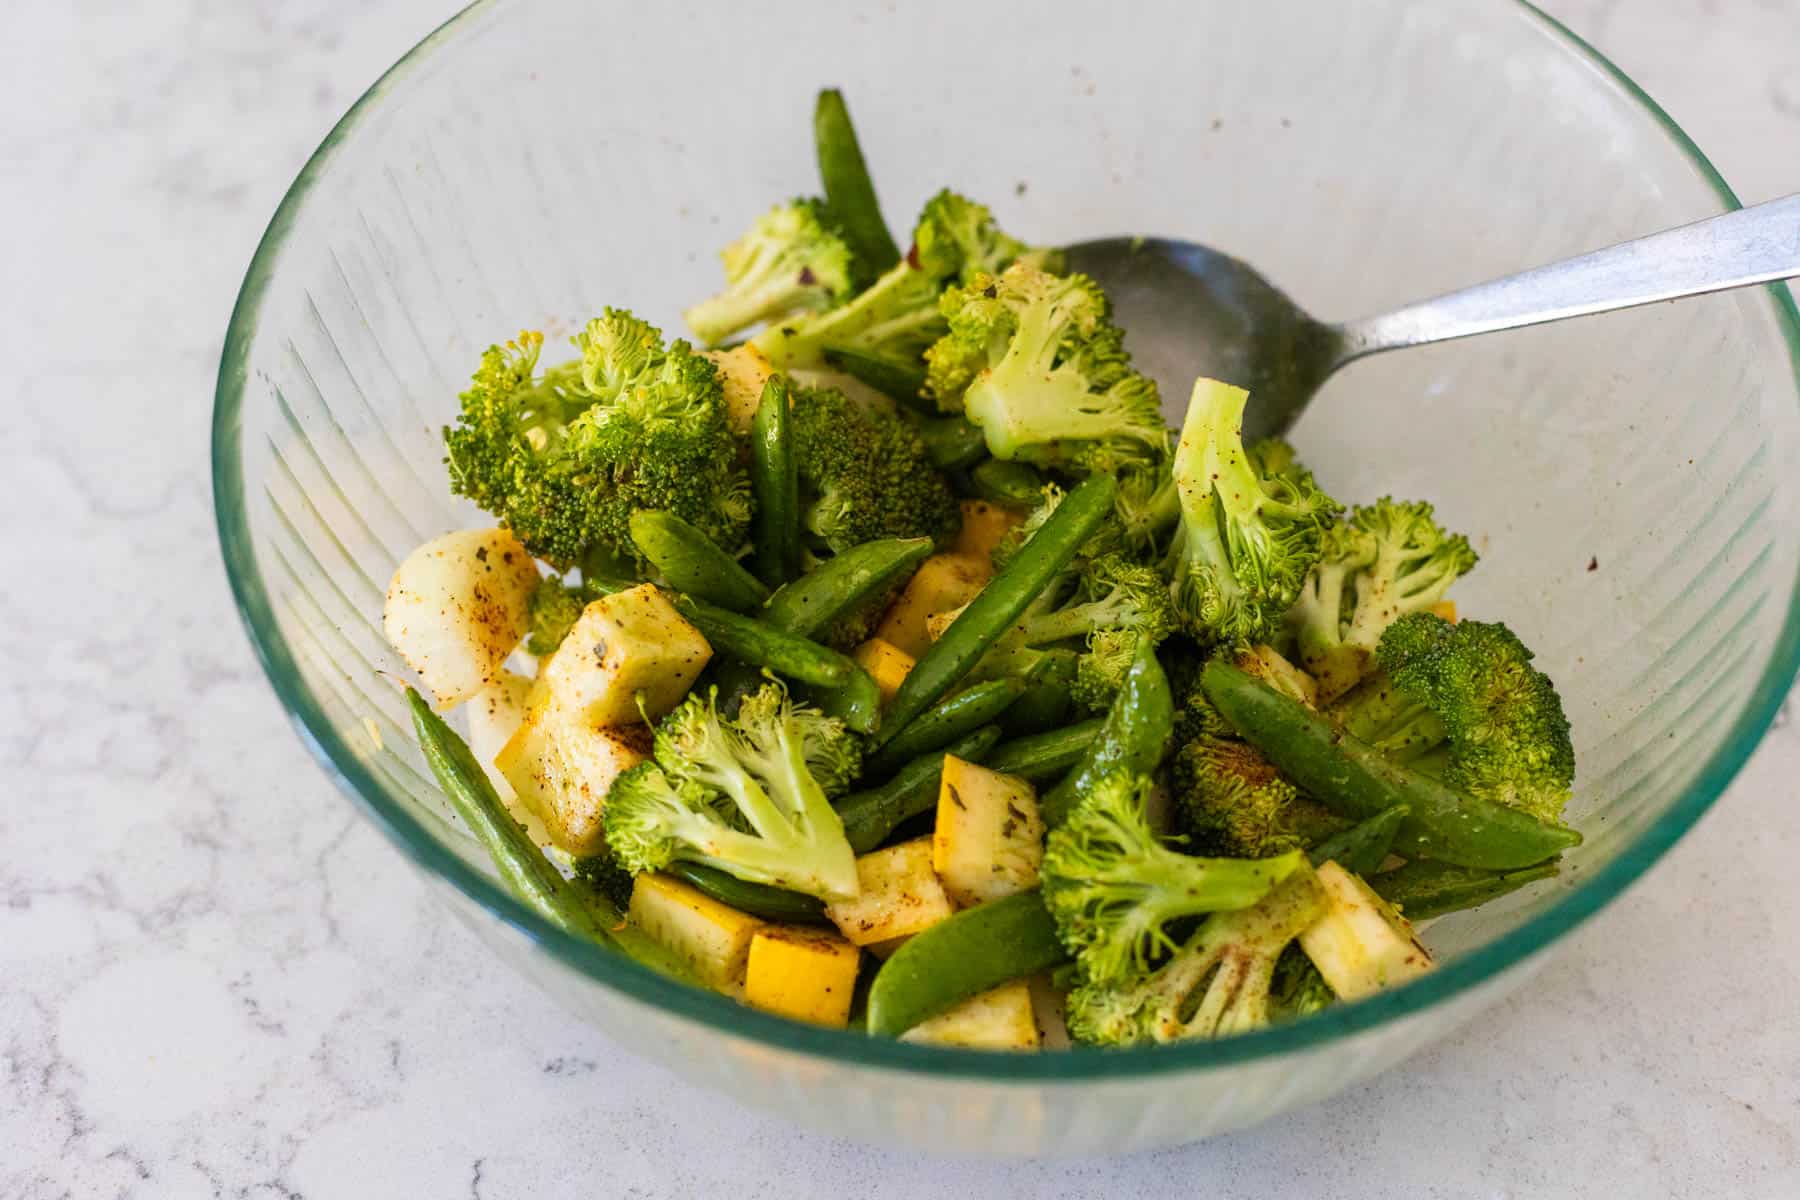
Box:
628;874;762;991
1428;599;1458;623
743;925;862;1027
935;756;1046;908
494;703;652;855
949;500;1025;564
825;838;955;947
875;554;990;659
852;638;915;704
541;584;711;727
702;343;777;435
901;980;1040;1050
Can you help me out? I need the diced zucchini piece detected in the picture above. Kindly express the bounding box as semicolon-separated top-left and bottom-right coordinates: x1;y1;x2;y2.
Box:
901;979;1040;1050
541;583;711;727
1234;643;1320;709
628;873;762;991
464;671;557;846
824;838;955;947
949;500;1024;563
383;528;540;708
934;756;1045;908
494;703;652;854
852;638;915;704
1025;971;1072;1051
875;553;990;658
743;925;862;1027
1298;861;1437;1001
703;343;777;435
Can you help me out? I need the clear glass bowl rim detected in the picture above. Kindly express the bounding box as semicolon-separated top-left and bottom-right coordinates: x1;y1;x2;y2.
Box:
211;0;1800;1081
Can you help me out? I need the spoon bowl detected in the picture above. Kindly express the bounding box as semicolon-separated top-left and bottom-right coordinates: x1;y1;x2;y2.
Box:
1070;192;1798;442
1064;237;1337;441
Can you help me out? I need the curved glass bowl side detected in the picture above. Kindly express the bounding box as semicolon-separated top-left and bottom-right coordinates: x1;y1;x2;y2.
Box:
212;0;1800;1116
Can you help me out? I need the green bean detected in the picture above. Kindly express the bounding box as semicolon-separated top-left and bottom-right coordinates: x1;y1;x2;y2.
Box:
984;720;1104;785
969;459;1046;508
1041;636;1174;828
628;510;768;613
1308;806;1410;876
865;890;1067;1037
665;861;828;925
838;727;1002;854
749;376;801;586
821;347;931;412
874;473;1118;747
1368;859;1561;920
862;679;1026;776
673;596;854;690
762;537;933;640
813;88;900;275
998;677;1074;736
1202;662;1582;870
910;415;988;470
405;689;696;982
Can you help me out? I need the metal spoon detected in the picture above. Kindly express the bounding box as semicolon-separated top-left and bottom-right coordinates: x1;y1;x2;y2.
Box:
1064;192;1800;443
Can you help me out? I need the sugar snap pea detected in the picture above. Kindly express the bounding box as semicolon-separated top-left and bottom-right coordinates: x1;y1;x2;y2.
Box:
749;376;801;586
405;689;696;983
1041;636;1174;828
1202;661;1582;870
814;88;900;275
861;678;1025;777
969;459;1046;508
629;510;768;613
762;537;933;640
1307;806;1410;876
865;889;1068;1037
910;415;989;470
875;473;1118;747
821;347;931;412
1368;859;1561;920
838;727;1001;854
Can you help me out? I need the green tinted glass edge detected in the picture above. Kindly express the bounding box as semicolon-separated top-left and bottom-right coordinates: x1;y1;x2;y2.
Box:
213;0;1800;1082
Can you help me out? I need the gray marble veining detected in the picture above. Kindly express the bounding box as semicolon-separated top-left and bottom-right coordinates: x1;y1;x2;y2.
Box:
2;2;1797;1196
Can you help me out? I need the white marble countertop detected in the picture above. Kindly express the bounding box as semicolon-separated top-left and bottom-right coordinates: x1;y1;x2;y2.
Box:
4;1;1797;1195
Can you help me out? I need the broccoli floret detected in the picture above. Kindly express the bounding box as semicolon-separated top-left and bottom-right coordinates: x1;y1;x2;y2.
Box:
684;199;857;347
753;190;1040;377
1270;943;1336;1021
1064;865;1331;1046
1164;378;1342;645
1289;498;1478;701
570;843;637;912
787;386;961;552
928;263;1166;473
1114;455;1181;556
1368;613;1574;824
525;576;584;657
1041;771;1307;988
445;313;752;571
602;683;863;901
1169;735;1348;858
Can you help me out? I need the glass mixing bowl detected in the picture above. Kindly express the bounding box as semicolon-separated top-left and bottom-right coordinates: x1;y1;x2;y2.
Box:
213;0;1800;1154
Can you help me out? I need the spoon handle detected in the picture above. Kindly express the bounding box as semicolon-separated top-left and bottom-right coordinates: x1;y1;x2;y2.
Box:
1335;192;1800;362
